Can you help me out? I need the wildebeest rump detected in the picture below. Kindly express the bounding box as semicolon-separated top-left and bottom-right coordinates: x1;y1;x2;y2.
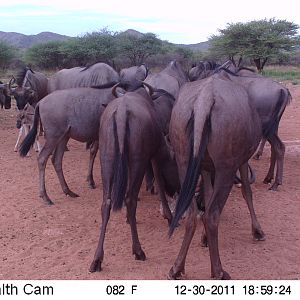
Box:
189;61;292;190
168;75;264;279
19;85;116;205
89;85;180;272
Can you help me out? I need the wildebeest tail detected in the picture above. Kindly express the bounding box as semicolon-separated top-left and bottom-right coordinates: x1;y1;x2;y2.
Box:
19;104;40;157
169;105;212;236
263;88;291;138
111;107;129;211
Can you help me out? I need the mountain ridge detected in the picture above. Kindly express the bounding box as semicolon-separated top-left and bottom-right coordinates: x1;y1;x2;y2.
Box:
0;29;209;51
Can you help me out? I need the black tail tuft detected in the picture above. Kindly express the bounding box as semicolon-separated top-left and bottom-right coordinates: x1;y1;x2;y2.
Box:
169;114;211;237
111;113;129;211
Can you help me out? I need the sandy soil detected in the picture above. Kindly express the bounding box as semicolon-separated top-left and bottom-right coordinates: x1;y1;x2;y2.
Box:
0;83;299;280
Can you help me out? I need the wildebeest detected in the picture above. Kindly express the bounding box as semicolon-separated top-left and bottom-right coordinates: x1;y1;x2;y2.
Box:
9;67;48;110
189;61;292;190
144;60;188;99
89;83;180;272
142;60;189;193
19;84;117;205
15;103;41;153
47;62;120;93
0;81;11;109
168;75;265;279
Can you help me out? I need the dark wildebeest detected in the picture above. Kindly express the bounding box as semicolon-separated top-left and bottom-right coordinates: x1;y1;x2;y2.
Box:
143;60;189;192
47;62;120;188
189;61;292;190
145;60;188;99
168;74;265;279
47;62;120;93
0;81;11;109
9;67;48;110
9;67;48;152
89;83;180;272
19;84;117;205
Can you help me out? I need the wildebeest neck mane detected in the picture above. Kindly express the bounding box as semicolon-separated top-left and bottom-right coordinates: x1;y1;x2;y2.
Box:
16;67;34;86
80;61;106;72
90;81;119;89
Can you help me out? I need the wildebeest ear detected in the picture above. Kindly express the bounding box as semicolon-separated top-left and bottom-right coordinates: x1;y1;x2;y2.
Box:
135;64;148;81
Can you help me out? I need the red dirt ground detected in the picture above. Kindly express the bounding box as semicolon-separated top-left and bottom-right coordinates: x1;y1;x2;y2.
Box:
0;83;299;280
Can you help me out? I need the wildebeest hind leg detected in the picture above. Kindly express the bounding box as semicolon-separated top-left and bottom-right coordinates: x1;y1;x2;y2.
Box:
38;139;58;205
51;136;79;198
203;171;234;280
90;157;115;272
239;163;265;241
126;161;147;261
168;200;198;279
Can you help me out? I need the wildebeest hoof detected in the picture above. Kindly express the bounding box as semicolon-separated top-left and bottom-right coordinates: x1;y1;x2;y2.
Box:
252;228;266;241
201;234;208;247
88;181;96;189
66;190;79;198
213;270;231;280
134;250;146;261
168;266;185;280
263;177;273;184
269;183;279;191
41;195;54;205
89;260;102;272
253;153;261;160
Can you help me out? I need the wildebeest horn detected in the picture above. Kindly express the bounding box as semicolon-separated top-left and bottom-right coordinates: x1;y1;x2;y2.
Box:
141;82;154;96
112;83;120;98
9;76;16;90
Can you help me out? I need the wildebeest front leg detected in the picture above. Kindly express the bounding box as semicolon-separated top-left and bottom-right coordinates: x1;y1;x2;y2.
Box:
168;200;198;279
86;140;98;189
239;163;265;241
14;126;24;152
125;161;146;261
145;162;156;194
151;160;173;224
203;171;234;279
253;138;267;160
51;136;79;198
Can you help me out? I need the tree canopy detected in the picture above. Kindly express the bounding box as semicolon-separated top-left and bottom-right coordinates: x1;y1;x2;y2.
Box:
0;41;16;69
209;18;300;71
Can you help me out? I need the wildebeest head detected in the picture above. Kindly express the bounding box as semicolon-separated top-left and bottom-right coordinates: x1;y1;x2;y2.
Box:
0;82;11;109
9;77;37;110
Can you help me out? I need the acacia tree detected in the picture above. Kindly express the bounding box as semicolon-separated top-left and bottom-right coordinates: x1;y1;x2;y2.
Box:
209;18;299;71
118;33;163;65
0;41;16;69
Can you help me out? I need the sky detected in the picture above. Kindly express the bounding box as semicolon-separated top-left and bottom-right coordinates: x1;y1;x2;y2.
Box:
0;0;299;44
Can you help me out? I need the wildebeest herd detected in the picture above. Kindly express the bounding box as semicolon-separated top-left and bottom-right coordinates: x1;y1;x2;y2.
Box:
0;60;292;279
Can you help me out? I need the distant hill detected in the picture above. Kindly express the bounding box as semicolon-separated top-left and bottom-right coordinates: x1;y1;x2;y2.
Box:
0;31;71;49
177;41;210;51
0;29;209;51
